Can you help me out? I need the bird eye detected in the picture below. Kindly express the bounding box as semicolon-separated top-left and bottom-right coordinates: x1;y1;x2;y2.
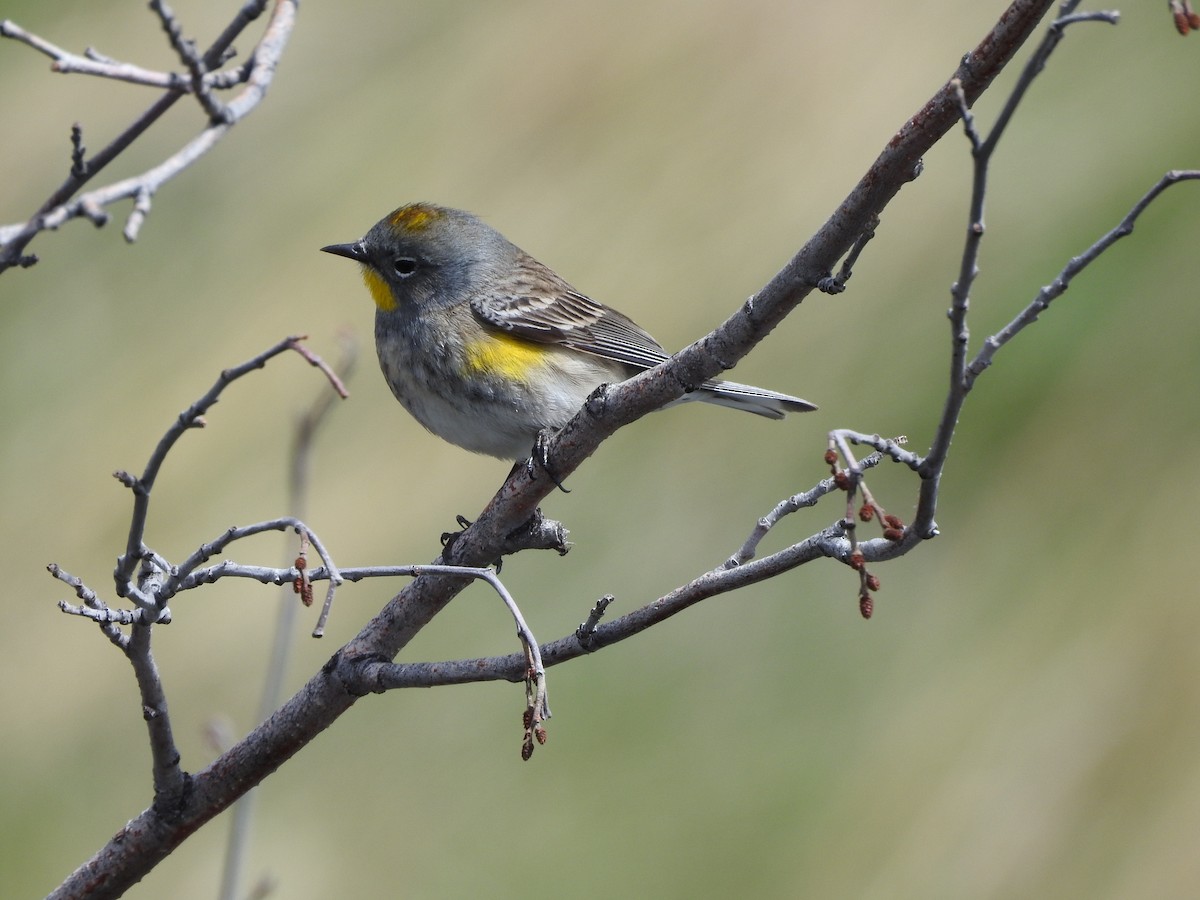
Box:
392;257;418;277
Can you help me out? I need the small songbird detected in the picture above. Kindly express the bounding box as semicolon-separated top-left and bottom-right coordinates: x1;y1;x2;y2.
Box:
322;203;816;463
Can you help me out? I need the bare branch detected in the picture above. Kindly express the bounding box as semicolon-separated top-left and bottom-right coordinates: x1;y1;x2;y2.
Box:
112;336;340;596
309;565;555;753
162;517;344;625
288;339;353;400
914;4;1121;537
978;2;1119;161
125;625;186;812
68;124;86;178
292;334;357;635
0;0;294;271
149;0;232;122
0;17;191;89
48;561;184;808
49;563;129;648
351;521;855;693
575;595;615;648
726;470;860;569
58;600;141;628
965;169;1200;388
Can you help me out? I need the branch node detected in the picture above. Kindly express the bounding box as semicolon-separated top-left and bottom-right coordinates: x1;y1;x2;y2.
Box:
124;187;154;243
816;274;842;295
84;46;117;64
69;123;88;177
79;198;109;228
575;595;614;649
113;469;143;492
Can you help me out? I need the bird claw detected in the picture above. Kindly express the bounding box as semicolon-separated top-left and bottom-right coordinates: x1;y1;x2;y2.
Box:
440;514;473;551
525;430;570;493
440;514;504;569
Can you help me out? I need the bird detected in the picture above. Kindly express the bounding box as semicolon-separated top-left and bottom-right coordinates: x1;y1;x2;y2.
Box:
321;202;816;466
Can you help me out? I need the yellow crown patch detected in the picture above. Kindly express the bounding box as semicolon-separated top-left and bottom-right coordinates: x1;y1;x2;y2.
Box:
388;204;440;233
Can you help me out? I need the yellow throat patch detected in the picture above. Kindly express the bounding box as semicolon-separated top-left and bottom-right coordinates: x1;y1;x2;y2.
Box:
362;267;396;312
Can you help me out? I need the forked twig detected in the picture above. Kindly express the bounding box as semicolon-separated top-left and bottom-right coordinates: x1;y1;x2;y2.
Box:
0;0;297;270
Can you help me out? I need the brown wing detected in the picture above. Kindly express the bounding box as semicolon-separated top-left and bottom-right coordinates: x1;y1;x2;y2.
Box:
469;252;672;372
470;252;818;417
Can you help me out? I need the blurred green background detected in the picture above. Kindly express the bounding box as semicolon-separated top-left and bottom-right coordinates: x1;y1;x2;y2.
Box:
3;2;1198;897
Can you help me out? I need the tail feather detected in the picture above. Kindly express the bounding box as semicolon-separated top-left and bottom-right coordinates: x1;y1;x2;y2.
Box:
691;379;818;419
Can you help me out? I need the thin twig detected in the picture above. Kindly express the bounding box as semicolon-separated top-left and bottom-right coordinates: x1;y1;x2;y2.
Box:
58;600;140;627
69;124;86;177
344;564;551;755
725;470;860;569
965;170;1200;387
113;336;341;595
0;0;292;270
48;563;128;648
53;550;187;810
816;214;882;294
164;517;342;602
914;6;1118;536
126;625;187;812
1;1;275;235
300;337;357;634
149;0;232;123
289;339;352;400
575;595;615;648
0;18;194;89
356;518;904;692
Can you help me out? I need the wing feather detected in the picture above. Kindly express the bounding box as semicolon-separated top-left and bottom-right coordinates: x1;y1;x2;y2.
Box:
469;253;670;371
468;252;818;416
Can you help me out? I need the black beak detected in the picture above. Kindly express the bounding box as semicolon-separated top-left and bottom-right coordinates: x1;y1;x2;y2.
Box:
320;240;369;262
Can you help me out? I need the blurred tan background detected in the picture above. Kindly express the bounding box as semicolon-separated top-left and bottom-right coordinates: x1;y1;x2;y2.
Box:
3;2;1199;897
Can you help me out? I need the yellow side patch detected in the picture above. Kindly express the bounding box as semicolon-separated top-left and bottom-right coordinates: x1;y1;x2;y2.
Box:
361;267;396;311
463;332;546;382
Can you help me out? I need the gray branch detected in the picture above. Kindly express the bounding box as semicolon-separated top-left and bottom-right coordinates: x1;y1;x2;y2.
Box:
111;336;346;602
914;2;1122;539
964;169;1200;389
0;0;297;271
